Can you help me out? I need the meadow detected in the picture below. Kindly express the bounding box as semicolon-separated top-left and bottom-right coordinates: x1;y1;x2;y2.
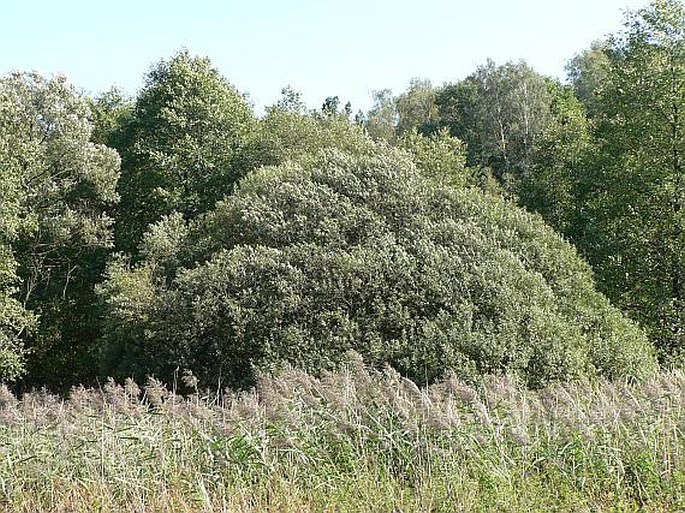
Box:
2;356;684;512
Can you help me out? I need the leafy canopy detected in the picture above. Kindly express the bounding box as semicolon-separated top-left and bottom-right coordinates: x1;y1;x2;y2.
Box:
114;50;259;254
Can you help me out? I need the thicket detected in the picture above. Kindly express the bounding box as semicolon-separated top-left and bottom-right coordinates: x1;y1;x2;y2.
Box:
99;149;654;388
0;1;683;391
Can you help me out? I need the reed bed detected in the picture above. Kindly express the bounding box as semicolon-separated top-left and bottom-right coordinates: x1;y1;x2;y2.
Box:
1;357;684;512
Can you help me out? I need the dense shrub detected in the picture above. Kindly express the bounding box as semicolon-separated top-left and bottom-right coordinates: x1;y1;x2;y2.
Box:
99;149;656;388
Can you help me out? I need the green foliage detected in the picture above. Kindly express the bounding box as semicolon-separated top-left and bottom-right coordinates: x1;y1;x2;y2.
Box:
99;149;655;388
0;72;120;385
0;83;33;381
258;89;376;165
97;256;160;381
4;2;685;390
574;0;685;360
363;79;439;142
398;127;491;189
114;50;259;253
0;245;33;381
518;82;595;237
364;89;398;142
88;87;134;147
566;41;612;118
395;78;439;136
433;59;601;213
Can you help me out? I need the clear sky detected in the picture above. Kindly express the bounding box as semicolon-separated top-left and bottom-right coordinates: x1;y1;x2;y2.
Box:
1;0;648;113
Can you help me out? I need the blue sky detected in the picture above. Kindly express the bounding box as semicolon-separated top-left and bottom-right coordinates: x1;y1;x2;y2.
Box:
1;0;647;113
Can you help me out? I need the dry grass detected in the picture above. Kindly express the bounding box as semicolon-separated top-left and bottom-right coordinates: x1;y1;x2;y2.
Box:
1;356;685;512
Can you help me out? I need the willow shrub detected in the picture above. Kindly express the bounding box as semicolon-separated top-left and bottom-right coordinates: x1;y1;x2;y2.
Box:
99;149;656;388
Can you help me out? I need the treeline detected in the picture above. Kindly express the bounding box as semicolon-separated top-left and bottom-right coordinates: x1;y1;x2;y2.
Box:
0;0;682;391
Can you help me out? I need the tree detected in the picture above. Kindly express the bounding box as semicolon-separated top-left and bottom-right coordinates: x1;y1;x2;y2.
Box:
579;0;685;360
113;50;259;254
274;86;307;113
566;41;612;118
259;91;469;188
398;128;482;189
258;89;376;165
0;106;34;380
363;80;439;142
99;148;655;389
88;87;134;148
436;60;554;193
0;72;120;386
321;95;341;116
364;89;398;142
518;82;596;238
395;78;439;136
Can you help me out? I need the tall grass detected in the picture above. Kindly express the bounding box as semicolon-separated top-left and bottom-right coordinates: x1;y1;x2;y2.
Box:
1;356;685;512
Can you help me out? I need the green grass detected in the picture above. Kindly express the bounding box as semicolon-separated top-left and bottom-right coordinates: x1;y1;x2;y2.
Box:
2;357;685;512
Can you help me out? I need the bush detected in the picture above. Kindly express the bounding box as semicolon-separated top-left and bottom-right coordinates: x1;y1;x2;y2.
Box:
99;149;656;388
